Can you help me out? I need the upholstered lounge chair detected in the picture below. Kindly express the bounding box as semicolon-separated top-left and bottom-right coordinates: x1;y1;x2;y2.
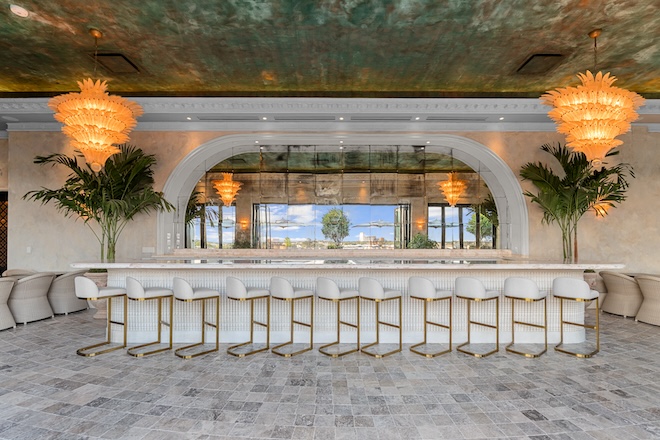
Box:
0;278;16;330
634;275;660;326
48;269;89;315
600;271;643;318
8;272;56;324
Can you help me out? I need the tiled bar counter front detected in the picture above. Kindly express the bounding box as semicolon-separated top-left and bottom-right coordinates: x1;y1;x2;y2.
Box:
72;259;621;346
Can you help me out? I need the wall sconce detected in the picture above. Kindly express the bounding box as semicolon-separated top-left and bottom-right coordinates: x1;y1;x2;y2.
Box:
416;220;425;229
239;219;249;230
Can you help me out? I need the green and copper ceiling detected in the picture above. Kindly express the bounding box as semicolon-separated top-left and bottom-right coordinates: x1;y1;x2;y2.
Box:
2;0;659;98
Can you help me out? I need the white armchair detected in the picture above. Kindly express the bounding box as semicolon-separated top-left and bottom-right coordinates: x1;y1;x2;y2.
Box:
0;278;16;330
47;270;89;315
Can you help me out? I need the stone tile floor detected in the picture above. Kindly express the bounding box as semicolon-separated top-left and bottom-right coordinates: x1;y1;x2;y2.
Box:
0;310;659;439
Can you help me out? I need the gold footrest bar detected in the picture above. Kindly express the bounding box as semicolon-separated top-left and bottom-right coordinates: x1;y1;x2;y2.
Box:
319;296;360;358
360;296;402;359
456;295;499;358
227;295;270;358
77;294;127;357
175;296;220;359
555;297;599;358
127;295;173;358
506;296;547;358
272;295;314;358
410;296;452;358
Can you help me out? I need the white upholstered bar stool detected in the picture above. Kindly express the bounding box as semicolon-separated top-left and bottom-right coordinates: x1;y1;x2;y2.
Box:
125;277;174;357
358;277;402;358
503;277;548;358
74;276;127;357
172;277;220;359
316;277;359;357
270;276;314;357
226;276;270;357
455;277;500;358
408;276;452;358
553;277;600;358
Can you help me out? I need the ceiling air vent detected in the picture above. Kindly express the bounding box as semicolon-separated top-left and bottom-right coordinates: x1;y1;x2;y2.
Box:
350;115;411;121
92;53;142;74
516;54;564;75
273;115;337;121
196;115;262;121
425;116;488;122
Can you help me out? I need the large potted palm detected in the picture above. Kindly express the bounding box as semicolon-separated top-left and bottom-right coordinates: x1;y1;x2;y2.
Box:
24;145;173;262
520;143;633;262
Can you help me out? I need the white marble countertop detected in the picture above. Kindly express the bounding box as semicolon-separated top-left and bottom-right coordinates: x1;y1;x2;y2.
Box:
72;258;624;271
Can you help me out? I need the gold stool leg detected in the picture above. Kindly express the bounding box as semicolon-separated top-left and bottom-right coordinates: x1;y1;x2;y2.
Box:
77;295;127;357
360;297;402;358
555;296;600;358
410;296;452;358
319;297;360;357
506;297;548;358
456;296;499;358
176;296;220;359
128;296;174;357
228;296;270;357
272;296;314;357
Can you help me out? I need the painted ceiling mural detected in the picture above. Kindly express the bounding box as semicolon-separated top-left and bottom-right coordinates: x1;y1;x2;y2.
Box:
1;0;659;97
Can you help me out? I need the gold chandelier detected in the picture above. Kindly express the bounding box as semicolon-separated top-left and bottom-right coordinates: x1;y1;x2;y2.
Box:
213;173;243;207
541;30;645;166
439;172;467;207
48;29;143;172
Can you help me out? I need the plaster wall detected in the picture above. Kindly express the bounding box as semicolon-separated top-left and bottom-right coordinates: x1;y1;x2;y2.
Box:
6;128;659;273
0;138;8;191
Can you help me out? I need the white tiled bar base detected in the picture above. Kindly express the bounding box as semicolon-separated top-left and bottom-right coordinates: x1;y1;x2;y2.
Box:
72;261;620;345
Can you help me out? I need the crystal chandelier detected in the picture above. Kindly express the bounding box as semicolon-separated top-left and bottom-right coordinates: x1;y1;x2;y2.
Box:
213;173;243;207
48;29;143;172
541;30;645;166
439;172;466;207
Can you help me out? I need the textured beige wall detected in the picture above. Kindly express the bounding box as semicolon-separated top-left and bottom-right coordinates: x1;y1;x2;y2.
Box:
0;138;8;190
7;128;659;272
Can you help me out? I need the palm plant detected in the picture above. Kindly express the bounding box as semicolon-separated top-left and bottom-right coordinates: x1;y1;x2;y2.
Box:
185;190;219;248
520;143;633;262
24;145;174;262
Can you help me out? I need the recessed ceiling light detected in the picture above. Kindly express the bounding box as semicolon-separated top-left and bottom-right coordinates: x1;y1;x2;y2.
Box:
255;140;259;143
339;117;344;121
426;141;431;144
339;140;344;144
414;117;420;120
9;4;29;18
499;117;505;121
339;146;344;150
261;116;267;120
186;116;192;120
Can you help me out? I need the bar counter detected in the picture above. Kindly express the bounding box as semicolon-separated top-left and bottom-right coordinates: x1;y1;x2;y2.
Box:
72;256;622;346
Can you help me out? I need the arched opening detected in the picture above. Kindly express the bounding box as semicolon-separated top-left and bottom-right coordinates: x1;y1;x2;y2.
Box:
158;134;528;255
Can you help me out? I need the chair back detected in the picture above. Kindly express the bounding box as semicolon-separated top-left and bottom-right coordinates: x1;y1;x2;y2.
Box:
358;277;385;299
270;276;294;298
2;268;36;278
317;277;341;299
226;276;248;299
74;276;100;299
0;278;15;302
408;276;435;298
454;277;486;297
552;277;591;299
13;273;56;299
600;271;641;297
504;277;539;298
173;277;195;300
126;276;146;299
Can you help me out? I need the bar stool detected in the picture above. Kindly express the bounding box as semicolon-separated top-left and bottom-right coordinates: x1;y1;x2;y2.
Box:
125;277;173;357
408;276;452;358
504;277;547;358
455;277;500;358
226;276;270;357
74;276;127;357
317;277;359;357
358;277;402;358
172;277;220;359
553;277;600;358
270;276;314;357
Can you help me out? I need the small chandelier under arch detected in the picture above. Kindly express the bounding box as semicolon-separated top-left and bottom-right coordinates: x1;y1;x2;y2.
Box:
439;172;467;207
213;173;243;207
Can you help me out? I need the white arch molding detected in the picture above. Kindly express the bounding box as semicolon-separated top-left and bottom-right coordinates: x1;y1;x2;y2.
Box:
158;133;529;255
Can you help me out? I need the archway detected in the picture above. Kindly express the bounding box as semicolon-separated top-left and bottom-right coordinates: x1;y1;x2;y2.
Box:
158;133;528;255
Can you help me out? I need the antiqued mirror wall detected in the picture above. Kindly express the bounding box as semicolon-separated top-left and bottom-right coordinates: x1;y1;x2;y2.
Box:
185;145;499;250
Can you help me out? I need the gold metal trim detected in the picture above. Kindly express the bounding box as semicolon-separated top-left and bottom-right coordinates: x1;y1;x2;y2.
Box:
554;296;600;358
360;296;402;358
456;295;499;358
505;295;547;358
318;295;360;358
175;295;220;359
271;295;314;357
76;293;127;357
409;295;452;358
127;294;174;357
227;295;270;357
